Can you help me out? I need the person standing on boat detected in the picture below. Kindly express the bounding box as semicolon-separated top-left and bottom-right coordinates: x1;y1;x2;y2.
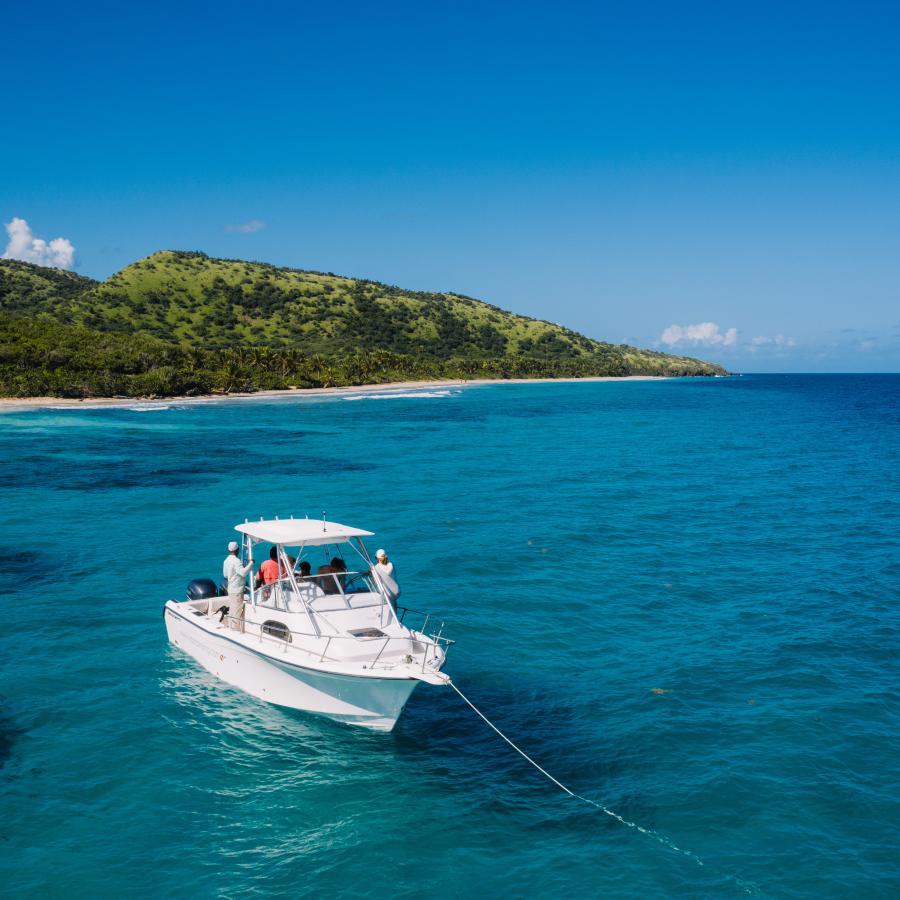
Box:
222;540;253;629
373;549;400;607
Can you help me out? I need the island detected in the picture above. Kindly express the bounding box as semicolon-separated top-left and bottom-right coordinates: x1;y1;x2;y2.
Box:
0;250;726;399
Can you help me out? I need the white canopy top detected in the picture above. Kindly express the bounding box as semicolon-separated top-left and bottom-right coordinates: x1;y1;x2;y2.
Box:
235;518;374;546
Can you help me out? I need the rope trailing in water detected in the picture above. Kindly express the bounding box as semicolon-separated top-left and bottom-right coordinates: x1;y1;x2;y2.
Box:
449;680;765;895
448;679;706;866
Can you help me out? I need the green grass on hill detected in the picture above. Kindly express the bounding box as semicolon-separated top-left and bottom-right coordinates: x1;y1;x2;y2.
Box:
0;251;726;397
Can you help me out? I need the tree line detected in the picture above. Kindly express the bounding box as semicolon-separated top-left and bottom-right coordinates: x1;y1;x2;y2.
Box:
0;313;720;399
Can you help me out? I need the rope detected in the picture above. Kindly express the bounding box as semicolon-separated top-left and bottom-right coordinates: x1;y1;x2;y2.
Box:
449;679;575;796
448;679;763;895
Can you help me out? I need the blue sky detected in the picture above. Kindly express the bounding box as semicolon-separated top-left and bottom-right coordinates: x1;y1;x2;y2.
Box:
2;0;898;372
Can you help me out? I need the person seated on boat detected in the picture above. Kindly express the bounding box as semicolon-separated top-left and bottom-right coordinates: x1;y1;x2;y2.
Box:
315;557;346;594
222;541;253;628
256;547;281;587
372;548;401;608
287;561;316;604
331;557;347;589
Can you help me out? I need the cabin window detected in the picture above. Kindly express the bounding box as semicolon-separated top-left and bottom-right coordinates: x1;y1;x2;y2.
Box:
262;620;291;642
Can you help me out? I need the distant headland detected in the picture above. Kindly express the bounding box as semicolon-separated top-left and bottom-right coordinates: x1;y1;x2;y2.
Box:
0;250;726;399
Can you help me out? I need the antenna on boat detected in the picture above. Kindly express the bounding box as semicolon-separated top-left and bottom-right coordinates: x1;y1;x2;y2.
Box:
322;511;327;532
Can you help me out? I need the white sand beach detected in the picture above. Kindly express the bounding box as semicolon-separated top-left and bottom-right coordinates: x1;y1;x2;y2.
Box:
0;375;669;411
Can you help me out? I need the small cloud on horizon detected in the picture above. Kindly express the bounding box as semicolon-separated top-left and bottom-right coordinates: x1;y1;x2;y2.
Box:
653;321;894;369
2;217;75;269
750;334;797;351
659;321;738;348
658;321;803;355
224;219;266;233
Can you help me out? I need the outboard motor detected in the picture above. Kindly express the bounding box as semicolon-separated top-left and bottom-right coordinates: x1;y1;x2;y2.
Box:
186;578;219;602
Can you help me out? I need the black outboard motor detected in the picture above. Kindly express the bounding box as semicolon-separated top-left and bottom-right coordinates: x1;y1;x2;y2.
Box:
187;578;218;602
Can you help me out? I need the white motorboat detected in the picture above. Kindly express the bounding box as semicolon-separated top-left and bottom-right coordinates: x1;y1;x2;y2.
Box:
163;517;452;731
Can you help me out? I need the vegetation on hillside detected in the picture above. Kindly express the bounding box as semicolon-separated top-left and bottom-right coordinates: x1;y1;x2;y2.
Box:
0;252;726;398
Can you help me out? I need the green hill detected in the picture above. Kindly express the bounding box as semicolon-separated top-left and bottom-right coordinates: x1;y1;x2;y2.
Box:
0;251;726;398
0;259;98;311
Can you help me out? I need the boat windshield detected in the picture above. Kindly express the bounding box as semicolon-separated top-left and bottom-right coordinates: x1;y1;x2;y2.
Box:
303;569;378;596
256;569;379;603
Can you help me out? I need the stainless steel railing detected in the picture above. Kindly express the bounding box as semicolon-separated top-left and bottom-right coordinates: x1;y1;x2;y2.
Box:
217;610;453;673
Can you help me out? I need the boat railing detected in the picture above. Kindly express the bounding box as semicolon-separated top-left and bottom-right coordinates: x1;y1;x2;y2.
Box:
395;605;437;635
391;606;456;671
220;612;454;673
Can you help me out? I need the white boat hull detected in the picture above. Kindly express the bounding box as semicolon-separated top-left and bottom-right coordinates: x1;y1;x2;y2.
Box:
164;604;421;731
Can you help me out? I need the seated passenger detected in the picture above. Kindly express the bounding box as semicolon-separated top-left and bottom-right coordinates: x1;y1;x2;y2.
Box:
281;554;297;578
256;547;281;587
290;561;317;601
315;558;346;594
331;557;347;589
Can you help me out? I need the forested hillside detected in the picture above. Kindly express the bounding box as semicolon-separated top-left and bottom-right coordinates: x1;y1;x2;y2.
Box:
0;251;726;397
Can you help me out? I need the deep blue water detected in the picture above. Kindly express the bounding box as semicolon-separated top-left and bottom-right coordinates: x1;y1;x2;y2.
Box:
1;375;898;898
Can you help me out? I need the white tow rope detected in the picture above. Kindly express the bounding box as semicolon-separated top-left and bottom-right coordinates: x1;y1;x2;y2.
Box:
448;679;762;895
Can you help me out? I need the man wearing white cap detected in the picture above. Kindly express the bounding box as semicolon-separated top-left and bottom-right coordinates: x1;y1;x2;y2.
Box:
221;540;253;628
372;548;400;608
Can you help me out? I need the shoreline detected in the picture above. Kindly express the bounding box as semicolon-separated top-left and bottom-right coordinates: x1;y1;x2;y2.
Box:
0;375;673;411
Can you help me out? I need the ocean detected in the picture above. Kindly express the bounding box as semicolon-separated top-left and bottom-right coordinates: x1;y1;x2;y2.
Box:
1;374;898;898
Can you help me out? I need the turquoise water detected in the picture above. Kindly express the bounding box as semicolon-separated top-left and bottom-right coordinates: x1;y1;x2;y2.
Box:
1;375;898;898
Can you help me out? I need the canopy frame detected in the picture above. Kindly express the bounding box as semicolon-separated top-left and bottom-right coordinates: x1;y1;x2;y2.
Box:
238;518;387;633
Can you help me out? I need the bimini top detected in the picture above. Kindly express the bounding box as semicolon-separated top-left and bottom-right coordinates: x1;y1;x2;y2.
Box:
235;518;374;546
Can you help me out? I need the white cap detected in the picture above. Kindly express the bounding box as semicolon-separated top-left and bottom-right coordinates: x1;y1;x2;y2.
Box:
375;548;386;559
228;541;239;552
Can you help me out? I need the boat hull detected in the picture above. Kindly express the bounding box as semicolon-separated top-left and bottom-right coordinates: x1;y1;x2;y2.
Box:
164;604;420;731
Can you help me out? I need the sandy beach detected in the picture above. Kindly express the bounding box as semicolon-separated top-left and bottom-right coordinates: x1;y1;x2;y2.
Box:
0;375;670;411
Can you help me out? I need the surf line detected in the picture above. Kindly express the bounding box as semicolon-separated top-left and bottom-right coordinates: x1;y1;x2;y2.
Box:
449;679;760;895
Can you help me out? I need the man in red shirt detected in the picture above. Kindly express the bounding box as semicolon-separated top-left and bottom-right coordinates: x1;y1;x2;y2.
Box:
256;547;281;587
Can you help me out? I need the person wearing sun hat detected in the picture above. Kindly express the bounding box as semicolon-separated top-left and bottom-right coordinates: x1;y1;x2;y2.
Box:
372;548;400;607
221;539;253;627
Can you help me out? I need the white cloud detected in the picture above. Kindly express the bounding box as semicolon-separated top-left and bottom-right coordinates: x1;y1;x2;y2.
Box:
224;219;266;233
2;217;75;269
659;322;738;348
750;334;797;351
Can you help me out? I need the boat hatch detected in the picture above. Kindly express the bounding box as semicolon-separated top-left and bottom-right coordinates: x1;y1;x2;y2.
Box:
348;628;388;639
